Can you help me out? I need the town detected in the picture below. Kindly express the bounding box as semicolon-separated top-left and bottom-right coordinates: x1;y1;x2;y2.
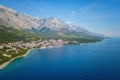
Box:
0;39;68;67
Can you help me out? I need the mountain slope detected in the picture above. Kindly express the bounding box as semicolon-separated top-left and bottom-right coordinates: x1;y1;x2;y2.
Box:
0;25;40;43
0;5;104;43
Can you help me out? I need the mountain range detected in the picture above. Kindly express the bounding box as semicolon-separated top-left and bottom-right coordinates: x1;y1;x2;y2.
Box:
0;5;104;43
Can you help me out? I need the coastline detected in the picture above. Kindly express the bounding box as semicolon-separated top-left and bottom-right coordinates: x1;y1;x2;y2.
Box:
0;40;103;70
0;45;63;69
0;49;32;69
0;56;23;69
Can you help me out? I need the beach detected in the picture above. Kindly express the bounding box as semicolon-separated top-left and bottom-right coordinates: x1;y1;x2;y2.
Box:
0;49;32;69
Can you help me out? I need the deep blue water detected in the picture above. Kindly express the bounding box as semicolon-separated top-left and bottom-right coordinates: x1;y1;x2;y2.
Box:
0;38;120;80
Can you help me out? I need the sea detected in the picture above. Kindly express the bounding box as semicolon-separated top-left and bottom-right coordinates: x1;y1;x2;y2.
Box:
0;38;120;80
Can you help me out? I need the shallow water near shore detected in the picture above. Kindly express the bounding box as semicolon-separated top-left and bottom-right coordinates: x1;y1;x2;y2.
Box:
0;38;120;80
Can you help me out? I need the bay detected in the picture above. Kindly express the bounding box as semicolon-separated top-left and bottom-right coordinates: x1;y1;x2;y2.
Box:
0;38;120;80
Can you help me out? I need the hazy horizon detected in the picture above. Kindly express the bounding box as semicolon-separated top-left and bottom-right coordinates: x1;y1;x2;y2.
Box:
0;0;120;37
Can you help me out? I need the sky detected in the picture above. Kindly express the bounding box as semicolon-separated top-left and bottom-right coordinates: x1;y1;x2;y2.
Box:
0;0;120;37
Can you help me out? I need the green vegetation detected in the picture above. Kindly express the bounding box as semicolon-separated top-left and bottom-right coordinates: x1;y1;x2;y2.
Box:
0;25;103;44
0;25;40;43
0;48;28;65
0;25;103;67
30;27;103;43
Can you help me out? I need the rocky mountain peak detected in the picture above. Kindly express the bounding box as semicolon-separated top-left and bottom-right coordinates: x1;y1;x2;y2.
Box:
0;5;85;32
0;4;104;41
0;5;17;14
0;5;101;37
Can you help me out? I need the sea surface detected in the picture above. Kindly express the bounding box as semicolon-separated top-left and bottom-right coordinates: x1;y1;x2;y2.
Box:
0;38;120;80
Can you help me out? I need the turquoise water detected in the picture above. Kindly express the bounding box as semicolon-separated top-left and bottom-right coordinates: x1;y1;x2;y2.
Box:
0;38;120;80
